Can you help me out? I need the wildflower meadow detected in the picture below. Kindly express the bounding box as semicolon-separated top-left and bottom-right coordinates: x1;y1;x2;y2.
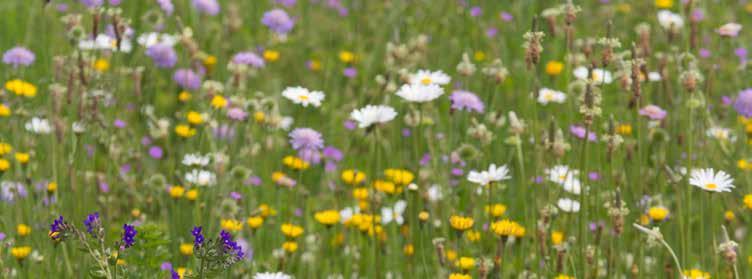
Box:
2;0;752;278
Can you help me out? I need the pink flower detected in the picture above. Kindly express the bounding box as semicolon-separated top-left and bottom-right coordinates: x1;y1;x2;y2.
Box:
639;104;667;120
717;23;742;37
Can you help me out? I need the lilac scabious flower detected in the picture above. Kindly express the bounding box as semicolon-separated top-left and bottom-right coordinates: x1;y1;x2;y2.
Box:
3;47;35;68
220;230;244;259
638;104;667;120
148;146;164;159
146;43;178;68
322;146;343;162
569;125;597;141
469;6;482;17
227;107;248;121
231;52;265;68
449;90;485;113
298;148;322;164
734;88;752;117
261;9;295;34
343;67;357;78
192;226;204;247
192;0;220;15
173;68;202;90
157;0;175;15
121;224;137;248
50;216;65;240
84;212;100;236
80;0;104;8
289;128;324;150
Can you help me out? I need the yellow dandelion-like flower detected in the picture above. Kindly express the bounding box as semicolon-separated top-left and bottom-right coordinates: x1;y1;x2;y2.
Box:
683;269;710;279
455;257;475;270
210;95;228;109
93;58;110;72
314;210;340;226
253;111;266;123
339;51;355;64
485;203;507;217
169;186;185;198
448;273;471;279
308;59;322;71
449;215;474;231
179;243;193;256
384;168;414;185
617;124;633;135
352;187;369;200
47;182;58;193
185;189;198;201
373;179;400;194
0;159;9;172
744;194;752;209
281;223;304;238
554;275;575;279
0;104;11;117
247;216;264;229
15;152;29;164
490;219;526;237
545;60;564;76
341;169;366;185
0;142;12;155
178;91;192;102
655;0;673;8
724;210;735;222
465;230;481;242
403;244;414;256
263;50;280;62
551;231;564;246
282;241;298;253
175;124;197;138
10;246;31;260
282;156;309;170
17;224;31;237
220;219;243;232
186;111;204;125
647;206;670;222
473;51;486;62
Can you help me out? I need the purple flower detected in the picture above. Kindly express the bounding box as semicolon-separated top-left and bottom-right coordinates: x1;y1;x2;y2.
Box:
734;88;752;117
192;226;204;247
109;0;122;5
192;0;220;15
114;119;126;128
289;128;324;150
276;0;296;7
698;48;711;58
49;216;65;240
569;125;597;141
160;262;173;271
343;67;357;78
402;128;411;137
220;230;244;259
121;224;137;248
500;12;513;22
173;68;202;90
229;192;242;200
157;0;175;15
322;146;343;161
261;9;295;34
485;27;498;38
227;107;248;121
212;124;236;141
0;232;6;241
231;52;265;68
148;146;164;159
80;0;104;8
84;212;100;236
469;6;482;17
3;47;35;68
638;105;667;120
298;148;322;164
146;43;177;68
343;120;356;130
588;172;600;181
449;90;485;113
171;269;180;279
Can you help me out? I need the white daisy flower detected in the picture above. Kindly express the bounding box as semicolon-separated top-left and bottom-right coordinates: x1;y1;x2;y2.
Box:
282;86;325;107
25;117;53;134
78;34;133;52
467;164;512;186
253;272;292;279
573;66;613;84
185;169;217;187
427;184;444;202
537;88;567;105
136;32;179;47
647;72;662;82
381;200;407;225
545;165;582;195
409;69;451;86
705;127;736;142
688;168;734;192
339;206;359;224
557;198;581;213
395;83;444;103
182;153;211;166
657;10;684;31
350;105;397;128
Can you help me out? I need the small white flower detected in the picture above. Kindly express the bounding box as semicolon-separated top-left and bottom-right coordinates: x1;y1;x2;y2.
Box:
278;116;294;130
706;127;735;142
546;165;582;195
557;198;581;212
647;72;662;82
253;272;292;279
688;168;734;192
282;86;325;107
427;184;444;202
657;10;684;31
185;169;217;186
395;83;445;103
79;34;133;52
182;153;211;166
537;88;567;105
573;66;613;84
72;122;87;133
467;164;511;185
381;200;407;225
350;105;397;128
339;206;359;224
717;22;742;37
409;69;451;85
136;32;179;47
25;117;52;134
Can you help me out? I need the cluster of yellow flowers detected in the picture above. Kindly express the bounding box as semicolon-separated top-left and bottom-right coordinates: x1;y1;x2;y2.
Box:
167;185;199;201
220;219;243;232
314;210;340;226
282;155;309;170
341;169;366;185
490;219;526;238
5;79;37;97
280;223;304;253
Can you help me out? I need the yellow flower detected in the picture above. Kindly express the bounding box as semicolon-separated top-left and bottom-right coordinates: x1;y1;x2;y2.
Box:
169;186;185;198
545;61;564;76
445;249;458;261
93;58;110;72
647;206;669;222
352;187;369;200
5;79;37;97
725;210;735;222
179;243;193;256
185;189;198;201
258;204;277;217
448;273;471;279
263;50;280;62
617;124;633;135
281;223;304;238
175;124;197;138
247;216;264;229
449;215;474;231
253;111;266;123
485;203;507;217
116;259;126;266
203;55;217;71
373;179;400;194
186;111;203;125
17;224;31;237
655;0;673;8
744;194;752;209
131;208;141;217
210;95;228;109
738;160;749;170
0;142;12;155
418;211;429;221
683;269;710;279
178;91;192;102
383;168;414;185
15;152;29;164
403;244;414;256
282;241;298;253
0;159;10;172
747;3;752;13
283;156;309;170
47;182;58;193
314;210;340;226
220;219;243;232
455;257;475;270
308;59;322;71
465;230;481;242
341;169;366;185
473;51;486;62
551;231;564;246
339;51;355;63
10;246;31;260
0;104;11;117
554;275;575;279
490;219;526;237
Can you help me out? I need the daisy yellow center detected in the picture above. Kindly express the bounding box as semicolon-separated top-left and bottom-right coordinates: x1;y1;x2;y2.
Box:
298;95;309;101
421;78;432;85
544;93;554;101
705;183;717;190
559;175;566;181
